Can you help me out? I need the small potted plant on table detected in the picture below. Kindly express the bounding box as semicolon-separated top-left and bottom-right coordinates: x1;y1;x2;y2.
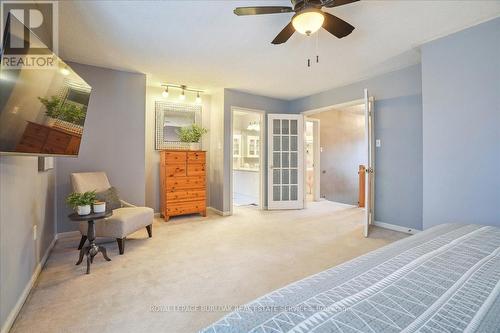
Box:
66;191;96;215
178;124;208;150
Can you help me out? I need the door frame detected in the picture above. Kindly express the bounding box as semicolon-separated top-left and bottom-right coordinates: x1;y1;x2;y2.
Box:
301;99;365;116
304;117;321;204
229;106;265;214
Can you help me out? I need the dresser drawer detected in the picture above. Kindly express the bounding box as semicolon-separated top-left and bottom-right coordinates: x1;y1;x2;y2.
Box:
23;122;50;142
42;131;72;154
187;151;205;163
187;163;205;176
164;151;186;164
166;176;205;190
65;136;81;155
44;130;71;149
166;164;187;177
17;134;45;151
166;200;205;215
166;190;205;203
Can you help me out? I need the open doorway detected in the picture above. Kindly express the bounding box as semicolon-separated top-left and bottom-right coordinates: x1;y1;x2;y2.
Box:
231;108;264;209
305;118;320;202
304;102;366;208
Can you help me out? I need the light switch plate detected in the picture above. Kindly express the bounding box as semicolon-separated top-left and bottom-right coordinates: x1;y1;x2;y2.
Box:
376;139;381;147
38;157;54;172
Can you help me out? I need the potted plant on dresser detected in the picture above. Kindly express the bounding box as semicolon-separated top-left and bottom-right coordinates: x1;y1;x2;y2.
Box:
177;124;208;150
66;190;96;215
38;95;86;135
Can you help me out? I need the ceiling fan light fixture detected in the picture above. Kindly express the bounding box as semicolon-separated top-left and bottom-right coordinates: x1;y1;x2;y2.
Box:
292;9;324;36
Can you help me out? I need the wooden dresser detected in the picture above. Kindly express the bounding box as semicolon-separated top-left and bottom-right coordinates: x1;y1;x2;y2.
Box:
16;121;81;155
160;150;207;221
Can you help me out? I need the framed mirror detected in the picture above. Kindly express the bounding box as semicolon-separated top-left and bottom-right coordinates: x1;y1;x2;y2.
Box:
155;101;202;150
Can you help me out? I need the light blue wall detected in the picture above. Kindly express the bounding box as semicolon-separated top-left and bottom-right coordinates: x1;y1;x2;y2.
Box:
421;17;500;229
56;63;147;232
374;94;423;230
289;65;423;230
0;157;56;331
223;89;290;211
288;65;422;114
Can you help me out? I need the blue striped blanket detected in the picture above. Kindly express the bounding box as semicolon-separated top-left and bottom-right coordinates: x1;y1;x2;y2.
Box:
201;224;500;333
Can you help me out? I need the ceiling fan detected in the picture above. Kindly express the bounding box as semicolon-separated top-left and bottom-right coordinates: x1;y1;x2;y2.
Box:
234;0;359;44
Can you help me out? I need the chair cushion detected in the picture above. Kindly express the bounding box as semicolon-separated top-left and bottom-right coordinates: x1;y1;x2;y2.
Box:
71;172;111;193
79;206;154;238
96;186;122;211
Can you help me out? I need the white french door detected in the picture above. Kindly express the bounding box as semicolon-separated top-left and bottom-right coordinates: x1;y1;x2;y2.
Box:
268;114;304;210
364;89;375;237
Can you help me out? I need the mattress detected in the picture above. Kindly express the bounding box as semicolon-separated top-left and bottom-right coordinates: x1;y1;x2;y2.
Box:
201;224;500;333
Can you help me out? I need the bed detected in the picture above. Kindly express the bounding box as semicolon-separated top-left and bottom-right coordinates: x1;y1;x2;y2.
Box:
201;224;500;333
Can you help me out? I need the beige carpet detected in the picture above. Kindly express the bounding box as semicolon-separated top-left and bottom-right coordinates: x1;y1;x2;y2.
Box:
11;201;408;333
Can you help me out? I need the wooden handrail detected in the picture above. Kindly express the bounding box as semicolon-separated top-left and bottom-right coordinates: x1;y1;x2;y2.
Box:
358;165;366;208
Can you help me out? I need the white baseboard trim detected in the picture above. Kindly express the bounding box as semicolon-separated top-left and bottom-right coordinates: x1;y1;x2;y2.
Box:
207;207;231;216
1;236;56;333
374;221;421;235
154;212;161;218
55;230;80;239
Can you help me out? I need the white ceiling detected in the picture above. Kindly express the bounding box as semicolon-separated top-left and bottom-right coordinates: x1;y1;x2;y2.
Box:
59;1;500;100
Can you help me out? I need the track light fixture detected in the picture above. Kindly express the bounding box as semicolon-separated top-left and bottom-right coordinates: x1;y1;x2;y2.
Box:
160;84;204;103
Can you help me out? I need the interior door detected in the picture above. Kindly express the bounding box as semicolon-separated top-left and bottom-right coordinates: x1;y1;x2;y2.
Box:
268;114;304;210
364;89;375;237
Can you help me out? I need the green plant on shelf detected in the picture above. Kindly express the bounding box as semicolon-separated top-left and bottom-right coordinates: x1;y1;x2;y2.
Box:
66;191;96;209
38;96;87;125
177;124;208;143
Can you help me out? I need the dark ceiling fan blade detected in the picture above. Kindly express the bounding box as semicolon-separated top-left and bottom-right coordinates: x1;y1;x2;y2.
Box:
271;22;295;44
323;0;359;8
322;12;355;38
234;6;294;16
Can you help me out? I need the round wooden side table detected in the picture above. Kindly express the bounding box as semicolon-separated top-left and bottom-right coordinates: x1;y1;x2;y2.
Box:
68;210;113;274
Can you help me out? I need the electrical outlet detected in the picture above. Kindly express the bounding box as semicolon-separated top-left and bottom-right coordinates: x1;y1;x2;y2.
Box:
376;139;381;147
33;225;37;240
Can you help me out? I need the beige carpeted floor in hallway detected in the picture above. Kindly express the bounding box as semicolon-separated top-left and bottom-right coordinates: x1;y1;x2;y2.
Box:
11;201;408;333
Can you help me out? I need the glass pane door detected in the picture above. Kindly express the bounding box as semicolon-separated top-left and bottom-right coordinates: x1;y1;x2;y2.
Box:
268;114;304;210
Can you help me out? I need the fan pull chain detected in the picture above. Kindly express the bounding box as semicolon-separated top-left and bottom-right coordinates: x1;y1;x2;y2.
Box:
307;31;311;67
307;31;320;68
316;30;320;64
304;29;323;68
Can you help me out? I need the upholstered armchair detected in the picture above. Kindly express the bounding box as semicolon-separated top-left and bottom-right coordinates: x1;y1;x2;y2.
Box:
70;172;154;255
